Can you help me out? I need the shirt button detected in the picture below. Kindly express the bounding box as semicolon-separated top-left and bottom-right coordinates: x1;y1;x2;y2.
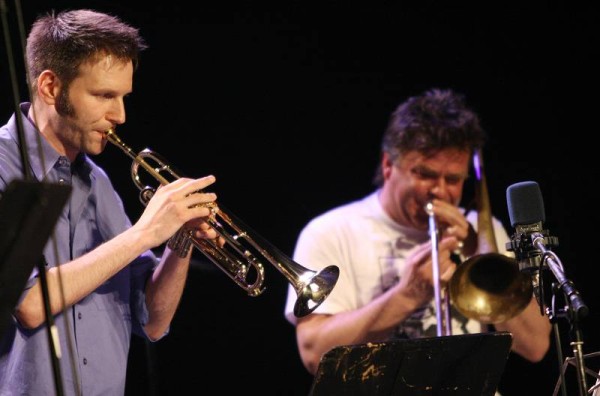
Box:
77;312;82;320
83;358;87;365
58;178;65;184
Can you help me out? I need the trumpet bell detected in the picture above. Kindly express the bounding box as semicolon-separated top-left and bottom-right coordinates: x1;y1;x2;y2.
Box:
104;128;340;317
448;252;533;324
294;265;340;317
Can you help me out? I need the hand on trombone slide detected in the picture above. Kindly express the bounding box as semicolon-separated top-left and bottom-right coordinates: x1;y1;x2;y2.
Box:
396;233;461;306
394;198;476;307
426;198;478;256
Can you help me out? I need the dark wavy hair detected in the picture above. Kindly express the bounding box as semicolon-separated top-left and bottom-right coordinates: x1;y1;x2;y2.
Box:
373;88;486;186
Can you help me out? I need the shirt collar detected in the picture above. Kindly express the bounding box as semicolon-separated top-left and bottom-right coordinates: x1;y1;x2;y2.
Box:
72;152;93;180
9;103;61;181
12;103;92;181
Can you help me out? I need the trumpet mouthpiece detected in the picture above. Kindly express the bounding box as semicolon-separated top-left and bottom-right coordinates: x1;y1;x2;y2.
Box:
104;129;123;146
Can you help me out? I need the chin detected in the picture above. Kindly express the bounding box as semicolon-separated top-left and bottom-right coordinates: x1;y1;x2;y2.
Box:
85;143;105;156
414;213;429;225
416;223;429;232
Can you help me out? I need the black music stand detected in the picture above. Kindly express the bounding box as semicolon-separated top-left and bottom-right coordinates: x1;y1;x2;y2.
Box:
0;179;71;340
309;332;513;396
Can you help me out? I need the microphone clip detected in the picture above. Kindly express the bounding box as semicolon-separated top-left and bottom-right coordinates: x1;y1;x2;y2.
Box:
506;229;559;274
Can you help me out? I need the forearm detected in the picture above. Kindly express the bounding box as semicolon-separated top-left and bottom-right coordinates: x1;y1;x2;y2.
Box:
296;288;421;374
494;297;551;362
16;226;151;328
143;246;191;340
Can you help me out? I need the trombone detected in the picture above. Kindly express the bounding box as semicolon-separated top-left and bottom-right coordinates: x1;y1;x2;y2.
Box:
428;148;533;335
104;129;339;317
426;201;452;336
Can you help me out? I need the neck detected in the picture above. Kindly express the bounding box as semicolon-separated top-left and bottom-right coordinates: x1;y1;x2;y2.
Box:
28;101;75;160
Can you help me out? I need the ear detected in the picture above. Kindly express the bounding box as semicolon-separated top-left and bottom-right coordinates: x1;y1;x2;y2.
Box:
36;70;62;105
381;152;394;180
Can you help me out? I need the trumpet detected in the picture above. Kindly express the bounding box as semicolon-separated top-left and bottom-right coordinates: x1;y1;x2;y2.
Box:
104;129;339;317
428;148;532;335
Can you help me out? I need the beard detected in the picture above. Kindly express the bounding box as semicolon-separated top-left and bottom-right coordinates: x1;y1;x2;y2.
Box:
53;87;104;155
55;87;75;117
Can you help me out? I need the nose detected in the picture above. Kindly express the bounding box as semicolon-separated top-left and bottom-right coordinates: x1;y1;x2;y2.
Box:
107;98;126;125
428;178;449;201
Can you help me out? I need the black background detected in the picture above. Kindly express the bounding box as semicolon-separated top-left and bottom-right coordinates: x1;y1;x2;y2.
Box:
2;2;599;395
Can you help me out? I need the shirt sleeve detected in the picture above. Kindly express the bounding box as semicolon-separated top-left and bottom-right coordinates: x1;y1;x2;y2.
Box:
284;214;356;325
129;249;161;339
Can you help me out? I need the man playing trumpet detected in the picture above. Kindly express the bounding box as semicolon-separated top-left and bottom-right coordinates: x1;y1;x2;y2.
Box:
0;9;219;395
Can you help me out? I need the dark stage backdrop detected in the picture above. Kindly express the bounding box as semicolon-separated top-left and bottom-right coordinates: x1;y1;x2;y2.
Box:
2;2;599;395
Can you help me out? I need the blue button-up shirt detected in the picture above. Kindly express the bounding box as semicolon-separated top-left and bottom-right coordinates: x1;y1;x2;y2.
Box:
0;103;159;395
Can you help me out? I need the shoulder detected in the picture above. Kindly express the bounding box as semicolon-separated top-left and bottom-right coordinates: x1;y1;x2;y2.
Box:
302;192;376;232
465;209;507;230
464;209;512;254
0;123;21;188
0;121;17;152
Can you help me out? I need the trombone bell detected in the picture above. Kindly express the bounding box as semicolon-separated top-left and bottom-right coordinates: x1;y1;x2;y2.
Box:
449;251;533;324
428;147;534;328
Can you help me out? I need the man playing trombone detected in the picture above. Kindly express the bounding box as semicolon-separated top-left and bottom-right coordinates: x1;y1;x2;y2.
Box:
284;88;552;393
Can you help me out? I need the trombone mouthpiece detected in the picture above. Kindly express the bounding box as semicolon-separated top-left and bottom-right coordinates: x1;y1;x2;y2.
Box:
425;201;434;216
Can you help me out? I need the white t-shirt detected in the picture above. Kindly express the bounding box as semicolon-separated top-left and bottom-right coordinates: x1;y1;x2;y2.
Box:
284;190;512;339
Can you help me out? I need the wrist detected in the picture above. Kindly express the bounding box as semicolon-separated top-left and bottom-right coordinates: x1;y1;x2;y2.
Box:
461;223;478;257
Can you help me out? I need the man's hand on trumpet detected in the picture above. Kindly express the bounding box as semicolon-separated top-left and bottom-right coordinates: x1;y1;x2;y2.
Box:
185;206;227;249
132;175;221;251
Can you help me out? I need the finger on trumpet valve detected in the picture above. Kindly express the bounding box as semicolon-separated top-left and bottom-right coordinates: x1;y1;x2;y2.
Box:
201;202;219;216
189;201;218;212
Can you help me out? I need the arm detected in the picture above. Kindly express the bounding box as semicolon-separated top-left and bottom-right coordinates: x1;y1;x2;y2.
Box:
15;176;218;330
465;208;552;362
494;297;551;362
143;243;193;340
296;285;420;374
295;237;461;374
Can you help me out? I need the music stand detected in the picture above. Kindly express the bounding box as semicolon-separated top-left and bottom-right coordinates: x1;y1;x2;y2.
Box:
309;332;513;396
0;179;71;340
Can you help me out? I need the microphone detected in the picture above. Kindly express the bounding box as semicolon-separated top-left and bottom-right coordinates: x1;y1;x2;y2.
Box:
506;181;587;318
506;181;557;274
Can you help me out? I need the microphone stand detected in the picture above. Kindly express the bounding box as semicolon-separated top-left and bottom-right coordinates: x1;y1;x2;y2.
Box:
532;233;589;396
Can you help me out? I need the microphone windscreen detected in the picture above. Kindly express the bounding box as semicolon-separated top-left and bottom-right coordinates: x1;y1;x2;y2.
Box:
506;181;545;227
